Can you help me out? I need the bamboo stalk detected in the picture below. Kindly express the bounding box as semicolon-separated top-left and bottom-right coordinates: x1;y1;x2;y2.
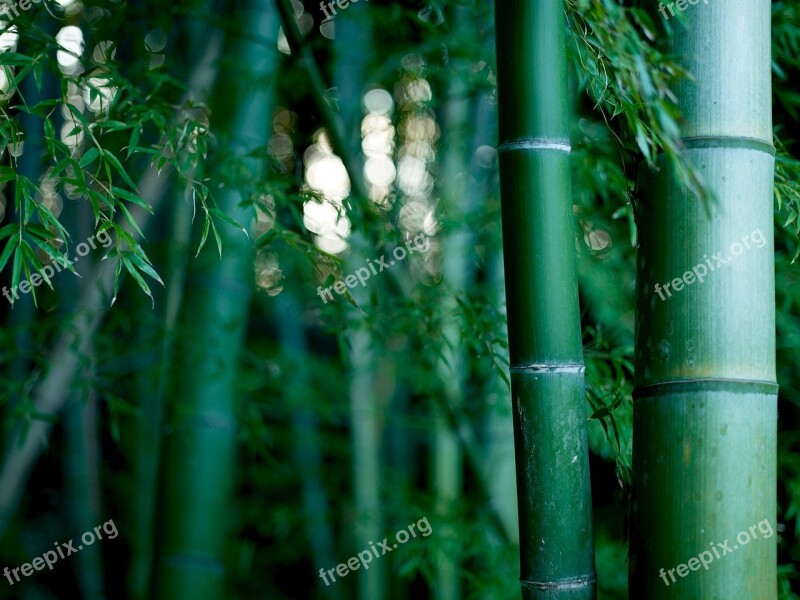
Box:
278;6;515;586
494;1;596;597
64;389;106;600
151;1;278;597
432;49;473;600
324;8;388;598
348;330;385;599
273;290;341;600
0;31;224;539
62;202;106;600
630;2;776;597
471;87;520;547
128;23;216;597
128;187;195;600
128;25;216;597
0;165;166;537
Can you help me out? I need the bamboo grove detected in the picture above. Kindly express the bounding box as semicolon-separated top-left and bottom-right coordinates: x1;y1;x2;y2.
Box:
1;0;800;599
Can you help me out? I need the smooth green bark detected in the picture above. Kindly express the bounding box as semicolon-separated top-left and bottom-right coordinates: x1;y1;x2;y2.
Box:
494;1;596;598
152;2;277;598
433;58;471;600
330;9;388;599
128;18;217;598
129;189;194;600
61;215;106;600
630;2;777;597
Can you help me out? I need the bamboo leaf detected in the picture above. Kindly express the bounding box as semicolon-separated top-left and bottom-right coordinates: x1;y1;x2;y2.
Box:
103;150;139;191
0;237;19;273
122;251;163;286
121;255;154;307
210;207;249;238
78;147;101;169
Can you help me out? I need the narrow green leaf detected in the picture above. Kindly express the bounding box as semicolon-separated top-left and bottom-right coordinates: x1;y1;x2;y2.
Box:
29;236;76;274
122;255;154;307
127;125;141;159
11;244;22;302
123;251;163;286
103;150;138;191
78;147;101;169
0;224;19;242
117;203;145;239
210;207;249;238
255;228;280;249
111;186;152;211
196;217;210;257
0;237;19;272
65;102;88;125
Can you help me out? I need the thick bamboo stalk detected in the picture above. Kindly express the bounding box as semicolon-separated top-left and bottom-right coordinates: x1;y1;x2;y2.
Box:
630;2;776;597
328;9;388;599
494;1;596;598
348;330;384;599
151;1;277;597
128;27;214;594
128;26;215;597
485;250;520;547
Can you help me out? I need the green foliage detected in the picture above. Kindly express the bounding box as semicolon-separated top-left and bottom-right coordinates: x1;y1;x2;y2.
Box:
0;6;228;303
594;528;628;599
585;325;633;477
773;1;800;118
773;1;800;263
779;563;800;600
565;0;708;202
775;139;800;262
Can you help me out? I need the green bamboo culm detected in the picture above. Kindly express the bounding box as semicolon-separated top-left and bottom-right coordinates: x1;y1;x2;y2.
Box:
493;1;596;599
629;2;777;598
151;1;278;598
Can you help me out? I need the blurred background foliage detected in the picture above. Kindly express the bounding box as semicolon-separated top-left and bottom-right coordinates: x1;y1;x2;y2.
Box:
0;0;799;598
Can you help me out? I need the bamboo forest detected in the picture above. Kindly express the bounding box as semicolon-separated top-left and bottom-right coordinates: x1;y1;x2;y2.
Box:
3;0;800;598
